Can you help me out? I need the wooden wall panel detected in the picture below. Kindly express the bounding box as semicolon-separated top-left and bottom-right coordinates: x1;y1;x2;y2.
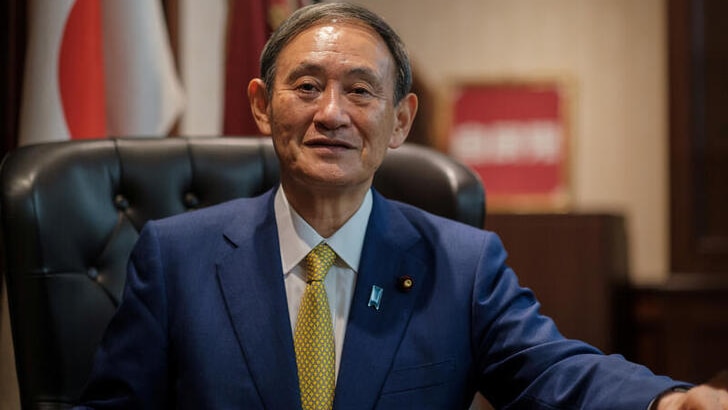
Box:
631;275;728;383
669;0;728;273
486;213;728;384
485;213;629;354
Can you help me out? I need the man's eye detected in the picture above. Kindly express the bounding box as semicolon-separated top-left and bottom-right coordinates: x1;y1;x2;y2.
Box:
351;87;372;96
297;83;318;93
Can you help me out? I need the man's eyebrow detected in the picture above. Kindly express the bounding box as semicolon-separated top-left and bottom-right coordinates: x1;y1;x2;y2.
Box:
345;67;381;85
285;63;325;83
284;62;383;85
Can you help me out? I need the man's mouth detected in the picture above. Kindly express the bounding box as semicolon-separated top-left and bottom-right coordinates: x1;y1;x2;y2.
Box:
304;138;354;150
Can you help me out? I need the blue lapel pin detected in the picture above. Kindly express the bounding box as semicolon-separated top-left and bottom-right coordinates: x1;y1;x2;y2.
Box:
368;285;383;311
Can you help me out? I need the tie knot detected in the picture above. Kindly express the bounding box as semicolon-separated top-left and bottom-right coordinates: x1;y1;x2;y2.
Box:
305;243;336;282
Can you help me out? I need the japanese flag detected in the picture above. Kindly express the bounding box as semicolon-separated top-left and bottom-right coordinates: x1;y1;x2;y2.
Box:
19;0;185;146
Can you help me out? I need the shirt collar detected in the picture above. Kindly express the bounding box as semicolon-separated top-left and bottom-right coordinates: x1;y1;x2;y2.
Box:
274;186;372;274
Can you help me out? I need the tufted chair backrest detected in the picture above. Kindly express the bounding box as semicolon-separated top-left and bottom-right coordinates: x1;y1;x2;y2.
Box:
0;137;485;409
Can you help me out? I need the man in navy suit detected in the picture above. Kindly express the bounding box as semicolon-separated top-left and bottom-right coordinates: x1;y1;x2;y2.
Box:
77;2;728;409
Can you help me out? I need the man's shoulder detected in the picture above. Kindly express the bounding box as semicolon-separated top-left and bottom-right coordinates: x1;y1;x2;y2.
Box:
379;196;509;279
150;190;274;234
380;195;499;251
385;196;487;235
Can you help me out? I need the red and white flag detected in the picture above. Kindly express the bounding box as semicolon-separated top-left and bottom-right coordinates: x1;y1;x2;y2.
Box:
103;0;185;136
19;0;185;146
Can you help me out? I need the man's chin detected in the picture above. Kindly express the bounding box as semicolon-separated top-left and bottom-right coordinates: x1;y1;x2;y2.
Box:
296;170;371;191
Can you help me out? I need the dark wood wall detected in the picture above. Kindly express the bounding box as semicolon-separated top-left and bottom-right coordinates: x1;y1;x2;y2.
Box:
629;0;728;384
632;275;728;383
669;0;728;274
487;211;728;384
485;214;630;355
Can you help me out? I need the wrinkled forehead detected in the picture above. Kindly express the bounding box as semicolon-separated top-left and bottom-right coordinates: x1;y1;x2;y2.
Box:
277;19;398;82
285;18;392;58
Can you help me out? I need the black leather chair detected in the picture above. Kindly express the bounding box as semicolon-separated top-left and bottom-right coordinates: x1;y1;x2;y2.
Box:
0;137;485;409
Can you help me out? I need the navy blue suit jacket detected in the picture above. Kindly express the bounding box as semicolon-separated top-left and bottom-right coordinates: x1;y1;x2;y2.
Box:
78;189;681;409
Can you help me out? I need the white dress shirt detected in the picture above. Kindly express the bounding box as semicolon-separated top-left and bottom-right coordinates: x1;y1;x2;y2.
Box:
274;187;372;379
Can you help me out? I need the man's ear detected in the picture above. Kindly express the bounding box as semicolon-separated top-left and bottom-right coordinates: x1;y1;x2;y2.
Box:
248;78;272;135
389;93;418;149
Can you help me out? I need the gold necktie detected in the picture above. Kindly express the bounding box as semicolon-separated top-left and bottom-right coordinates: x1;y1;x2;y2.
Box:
294;243;336;410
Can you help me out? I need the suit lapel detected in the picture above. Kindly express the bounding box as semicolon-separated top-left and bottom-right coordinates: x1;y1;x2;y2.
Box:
215;192;302;409
334;193;428;409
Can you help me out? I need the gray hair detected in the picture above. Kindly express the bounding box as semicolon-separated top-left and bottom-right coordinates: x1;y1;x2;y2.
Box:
259;2;412;104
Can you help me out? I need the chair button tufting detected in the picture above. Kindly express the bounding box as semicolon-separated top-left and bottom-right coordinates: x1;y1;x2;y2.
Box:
87;267;99;280
184;192;200;209
114;194;129;210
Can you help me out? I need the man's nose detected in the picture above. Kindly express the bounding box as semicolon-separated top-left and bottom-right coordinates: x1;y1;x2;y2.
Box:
314;87;349;131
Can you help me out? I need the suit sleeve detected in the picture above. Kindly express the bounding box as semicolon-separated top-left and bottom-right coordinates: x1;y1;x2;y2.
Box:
471;232;685;409
75;223;170;410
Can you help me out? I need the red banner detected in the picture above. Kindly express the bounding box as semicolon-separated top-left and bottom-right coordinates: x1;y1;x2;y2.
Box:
449;82;570;210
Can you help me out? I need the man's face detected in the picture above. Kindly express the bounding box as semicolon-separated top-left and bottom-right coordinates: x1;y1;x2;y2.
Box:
253;22;415;193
